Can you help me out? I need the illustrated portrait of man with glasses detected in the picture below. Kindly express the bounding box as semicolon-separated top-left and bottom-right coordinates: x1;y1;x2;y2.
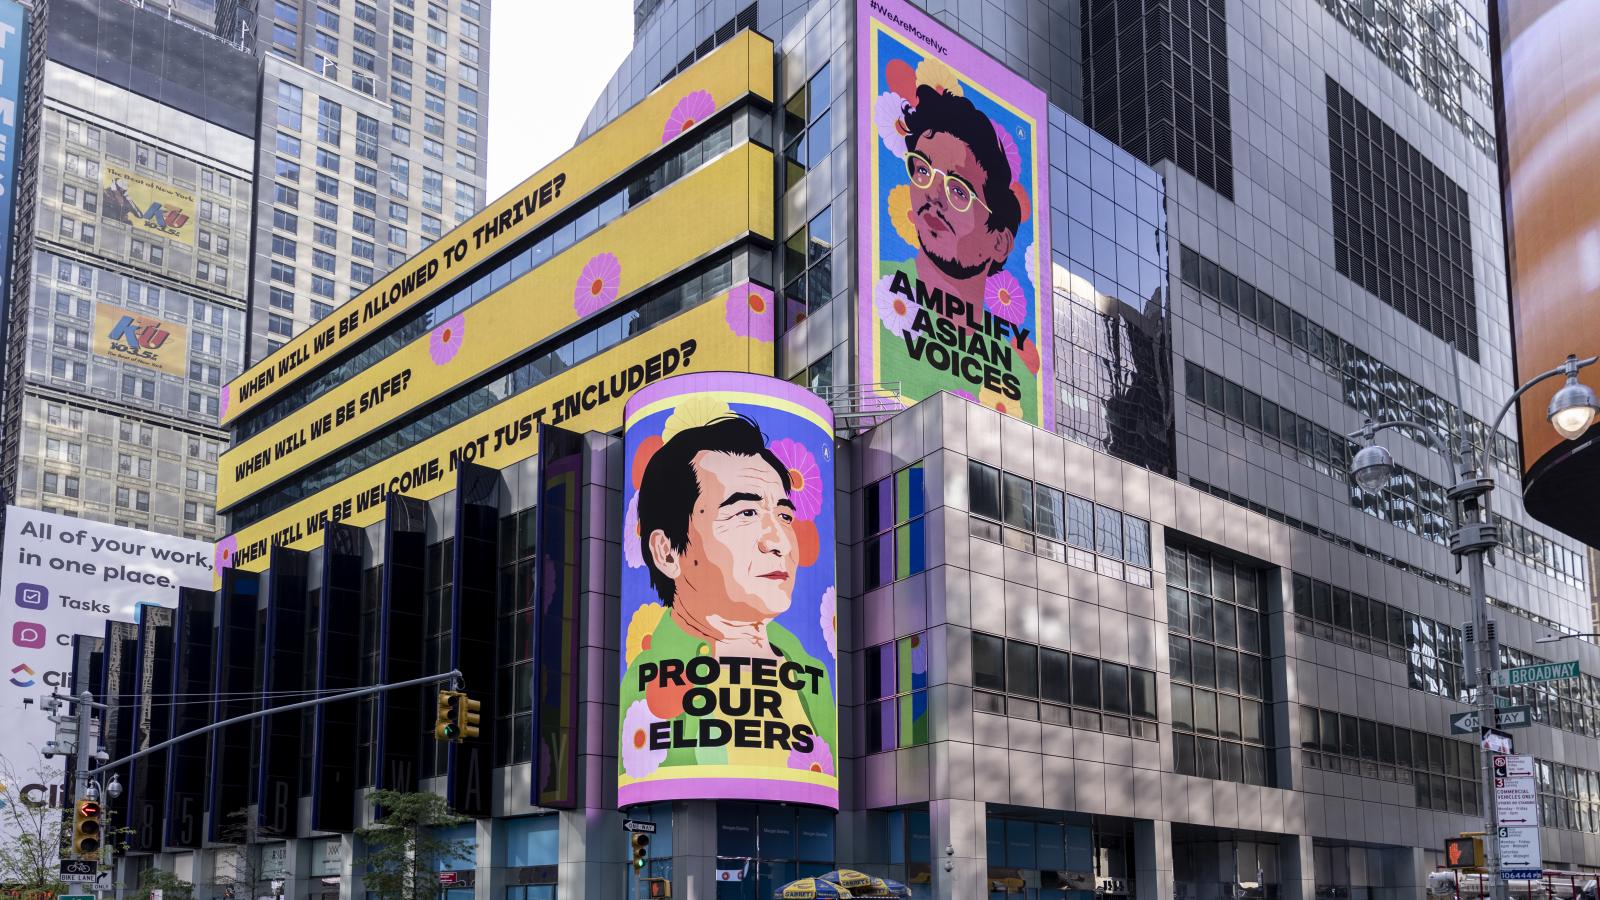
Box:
902;84;1024;305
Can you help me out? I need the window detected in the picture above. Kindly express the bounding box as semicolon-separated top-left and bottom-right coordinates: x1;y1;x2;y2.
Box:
315;198;339;222
269;287;295;310
863;634;931;753
353;188;377;212
782;206;834;328
387;225;407;248
352;213;376;236
312;275;335;297
350;262;373;285
971;632;1158;737
270;260;296;284
353;24;376;48
268;314;294;337
350;238;375;261
275;184;300;207
458;85;479;107
311;301;334;320
312;249;336;272
354;163;378;188
388;201;408;222
967;460;1150;582
423;138;444;161
1168;542;1271;786
356;114;380;161
271;234;298;259
316;98;343;146
782;64;833;189
863;461;927;590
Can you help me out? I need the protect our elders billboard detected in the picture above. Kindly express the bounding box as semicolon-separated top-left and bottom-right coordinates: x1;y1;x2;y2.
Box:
618;372;837;808
857;0;1053;426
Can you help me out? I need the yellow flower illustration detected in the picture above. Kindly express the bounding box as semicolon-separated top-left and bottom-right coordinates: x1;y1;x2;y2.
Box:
625;603;667;665
661;395;732;444
916;59;964;97
887;185;919;248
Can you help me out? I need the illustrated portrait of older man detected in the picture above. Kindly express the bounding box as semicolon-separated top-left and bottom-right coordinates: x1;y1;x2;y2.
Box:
619;413;835;769
901;84;1024;304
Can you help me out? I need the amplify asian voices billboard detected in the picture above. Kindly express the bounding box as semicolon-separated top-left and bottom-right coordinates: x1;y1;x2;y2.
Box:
857;0;1053;426
618;373;837;808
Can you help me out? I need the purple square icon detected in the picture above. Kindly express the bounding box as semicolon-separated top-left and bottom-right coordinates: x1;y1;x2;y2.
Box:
14;583;47;610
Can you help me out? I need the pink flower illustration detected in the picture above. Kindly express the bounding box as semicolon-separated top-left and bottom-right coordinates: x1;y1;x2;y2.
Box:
662;89;715;143
874;92;910;159
623;492;644;570
725;283;774;341
574;253;622;317
819;586;837;659
621;700;669;780
214;534;238;573
429;314;466;365
787;734;834;776
993;121;1022;184
983;271;1027;326
873;275;917;337
770;438;823;520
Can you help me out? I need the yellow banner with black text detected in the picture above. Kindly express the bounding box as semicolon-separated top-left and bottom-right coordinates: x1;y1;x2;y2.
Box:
221;29;774;424
218;144;773;510
213;289;779;581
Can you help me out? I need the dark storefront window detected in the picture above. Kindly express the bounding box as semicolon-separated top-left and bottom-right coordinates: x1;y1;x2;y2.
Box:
714;803;834;900
985;812;1131;899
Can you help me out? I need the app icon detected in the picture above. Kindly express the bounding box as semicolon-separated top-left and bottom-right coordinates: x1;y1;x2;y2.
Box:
9;664;34;687
12;622;45;649
14;583;47;610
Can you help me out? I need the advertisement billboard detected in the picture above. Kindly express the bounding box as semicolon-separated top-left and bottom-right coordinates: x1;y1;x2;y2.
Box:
215;281;776;576
222;30;776;424
617;372;837;808
0;1;26;304
857;0;1053;427
0;508;212;817
217;143;773;508
100;164;197;246
1493;0;1600;543
94;301;190;377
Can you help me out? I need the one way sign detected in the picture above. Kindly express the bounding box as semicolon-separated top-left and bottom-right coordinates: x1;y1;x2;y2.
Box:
623;819;657;834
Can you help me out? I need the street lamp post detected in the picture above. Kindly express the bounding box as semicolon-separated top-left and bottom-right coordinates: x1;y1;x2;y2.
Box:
1346;354;1598;900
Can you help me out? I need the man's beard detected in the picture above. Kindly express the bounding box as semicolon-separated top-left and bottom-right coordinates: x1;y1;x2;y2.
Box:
923;245;991;282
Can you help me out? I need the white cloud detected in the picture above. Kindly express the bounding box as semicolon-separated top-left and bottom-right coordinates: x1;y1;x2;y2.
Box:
487;1;635;200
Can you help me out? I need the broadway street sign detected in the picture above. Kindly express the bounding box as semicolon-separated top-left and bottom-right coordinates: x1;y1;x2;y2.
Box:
1493;661;1579;687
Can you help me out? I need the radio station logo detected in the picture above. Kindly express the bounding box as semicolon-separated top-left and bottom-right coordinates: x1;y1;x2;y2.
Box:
9;664;33;687
102;177;190;237
94;303;189;376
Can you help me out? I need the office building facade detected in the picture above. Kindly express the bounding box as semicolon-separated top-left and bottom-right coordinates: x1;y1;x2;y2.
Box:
240;0;491;362
94;1;1600;899
0;0;257;539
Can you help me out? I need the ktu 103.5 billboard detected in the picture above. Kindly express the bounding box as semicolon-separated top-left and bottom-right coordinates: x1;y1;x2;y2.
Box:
618;373;838;808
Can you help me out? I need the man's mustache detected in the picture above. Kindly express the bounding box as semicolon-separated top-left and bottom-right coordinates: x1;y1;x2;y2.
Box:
914;199;952;233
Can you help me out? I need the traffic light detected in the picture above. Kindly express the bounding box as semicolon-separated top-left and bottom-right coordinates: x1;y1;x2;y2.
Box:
642;876;671;897
456;694;481;741
72;798;102;857
434;690;462;741
1444;835;1485;868
630;832;650;870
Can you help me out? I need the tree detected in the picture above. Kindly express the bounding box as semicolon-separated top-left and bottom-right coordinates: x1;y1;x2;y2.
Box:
0;749;70;896
209;808;284;900
138;867;196;900
355;790;474;900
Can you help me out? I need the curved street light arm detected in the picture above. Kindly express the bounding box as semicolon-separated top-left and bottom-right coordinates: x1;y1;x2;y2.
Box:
1347;418;1459;477
1482;355;1599;469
